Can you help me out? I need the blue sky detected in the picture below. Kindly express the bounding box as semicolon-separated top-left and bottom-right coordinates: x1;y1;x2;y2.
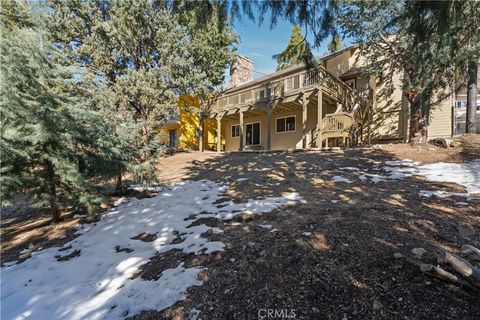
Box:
230;15;350;80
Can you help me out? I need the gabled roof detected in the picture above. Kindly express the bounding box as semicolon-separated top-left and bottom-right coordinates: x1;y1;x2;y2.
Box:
224;45;359;94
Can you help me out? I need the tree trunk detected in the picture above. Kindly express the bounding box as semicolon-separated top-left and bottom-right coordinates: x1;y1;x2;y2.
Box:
115;162;123;193
466;60;477;133
409;93;430;143
45;160;62;222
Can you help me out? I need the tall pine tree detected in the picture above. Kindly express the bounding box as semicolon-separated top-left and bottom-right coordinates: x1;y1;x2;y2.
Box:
0;26;110;221
274;24;313;70
46;0;237;184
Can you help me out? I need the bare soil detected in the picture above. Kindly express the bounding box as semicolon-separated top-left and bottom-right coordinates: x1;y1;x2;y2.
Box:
2;135;480;320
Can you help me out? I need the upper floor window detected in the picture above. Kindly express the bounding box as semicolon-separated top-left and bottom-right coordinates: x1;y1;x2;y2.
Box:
293;75;300;89
276;116;296;133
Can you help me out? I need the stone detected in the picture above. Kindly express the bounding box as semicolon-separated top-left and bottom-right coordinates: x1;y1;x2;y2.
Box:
411;247;427;256
428;138;452;148
312;307;320;313
394;252;404;259
373;300;383;310
457;226;475;238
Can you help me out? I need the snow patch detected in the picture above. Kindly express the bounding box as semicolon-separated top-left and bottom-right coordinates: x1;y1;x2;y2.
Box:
188;308;201;320
1;180;302;320
384;159;480;196
332;176;353;183
339;166;360;171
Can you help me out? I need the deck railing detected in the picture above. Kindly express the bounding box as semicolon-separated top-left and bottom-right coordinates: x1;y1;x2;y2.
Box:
215;66;354;113
321;112;355;134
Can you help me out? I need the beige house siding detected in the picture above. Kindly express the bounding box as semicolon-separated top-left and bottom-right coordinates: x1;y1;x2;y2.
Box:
428;95;453;139
216;45;464;151
222;101;328;151
324;51;351;78
371;72;407;140
348;49;367;70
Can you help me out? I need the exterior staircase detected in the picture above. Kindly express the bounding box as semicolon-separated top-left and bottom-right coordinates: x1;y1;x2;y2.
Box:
319;87;373;148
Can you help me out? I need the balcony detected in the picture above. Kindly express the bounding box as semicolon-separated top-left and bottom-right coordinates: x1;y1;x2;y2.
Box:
214;65;354;115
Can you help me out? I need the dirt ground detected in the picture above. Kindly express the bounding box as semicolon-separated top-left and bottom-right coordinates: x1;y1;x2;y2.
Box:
2;135;480;319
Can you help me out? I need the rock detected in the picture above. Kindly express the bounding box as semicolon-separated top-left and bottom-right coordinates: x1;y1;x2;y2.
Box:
398;297;403;302
247;242;255;247
373;300;383;310
457;225;475;238
394;252;404;259
312;307;320;313
428;138;452;148
229;258;236;263
411;247;427;256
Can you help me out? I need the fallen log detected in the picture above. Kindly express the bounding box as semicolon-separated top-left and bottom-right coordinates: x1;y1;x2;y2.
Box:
420;264;476;290
437;251;480;284
462;245;480;256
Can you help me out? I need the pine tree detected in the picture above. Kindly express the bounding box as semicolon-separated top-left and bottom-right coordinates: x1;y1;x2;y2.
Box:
0;26;108;221
174;1;238;150
45;0;237;183
404;1;479;134
327;33;343;53
274;25;314;70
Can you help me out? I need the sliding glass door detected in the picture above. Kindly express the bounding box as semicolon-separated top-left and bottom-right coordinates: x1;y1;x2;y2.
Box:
245;122;260;145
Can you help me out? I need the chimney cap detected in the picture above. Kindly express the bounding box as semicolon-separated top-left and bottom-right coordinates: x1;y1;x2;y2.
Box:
235;54;253;63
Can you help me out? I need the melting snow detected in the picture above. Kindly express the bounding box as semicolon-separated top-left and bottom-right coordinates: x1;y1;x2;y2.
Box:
339;166;360;171
384;159;480;197
332;176;353;183
1;180;301;320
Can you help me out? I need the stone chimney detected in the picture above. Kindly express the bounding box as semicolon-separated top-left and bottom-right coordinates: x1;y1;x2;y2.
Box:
229;55;253;88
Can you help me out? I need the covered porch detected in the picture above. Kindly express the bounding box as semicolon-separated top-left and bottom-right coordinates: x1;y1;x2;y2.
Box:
210;89;360;152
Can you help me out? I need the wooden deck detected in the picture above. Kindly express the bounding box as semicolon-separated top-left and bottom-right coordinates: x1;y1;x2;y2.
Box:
209;64;373;150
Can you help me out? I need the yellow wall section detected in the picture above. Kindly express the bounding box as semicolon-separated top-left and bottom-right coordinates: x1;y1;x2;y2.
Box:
159;96;219;151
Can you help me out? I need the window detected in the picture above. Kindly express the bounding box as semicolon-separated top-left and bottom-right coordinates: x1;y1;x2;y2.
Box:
293;75;300;89
276;116;296;133
285;77;293;91
231;124;240;138
260;90;265;100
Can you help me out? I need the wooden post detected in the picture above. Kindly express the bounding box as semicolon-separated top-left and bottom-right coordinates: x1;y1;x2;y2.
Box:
367;109;372;145
216;116;222;152
368;76;376;145
239;111;244;151
266;107;272;150
302;94;308;149
316;88;323;148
